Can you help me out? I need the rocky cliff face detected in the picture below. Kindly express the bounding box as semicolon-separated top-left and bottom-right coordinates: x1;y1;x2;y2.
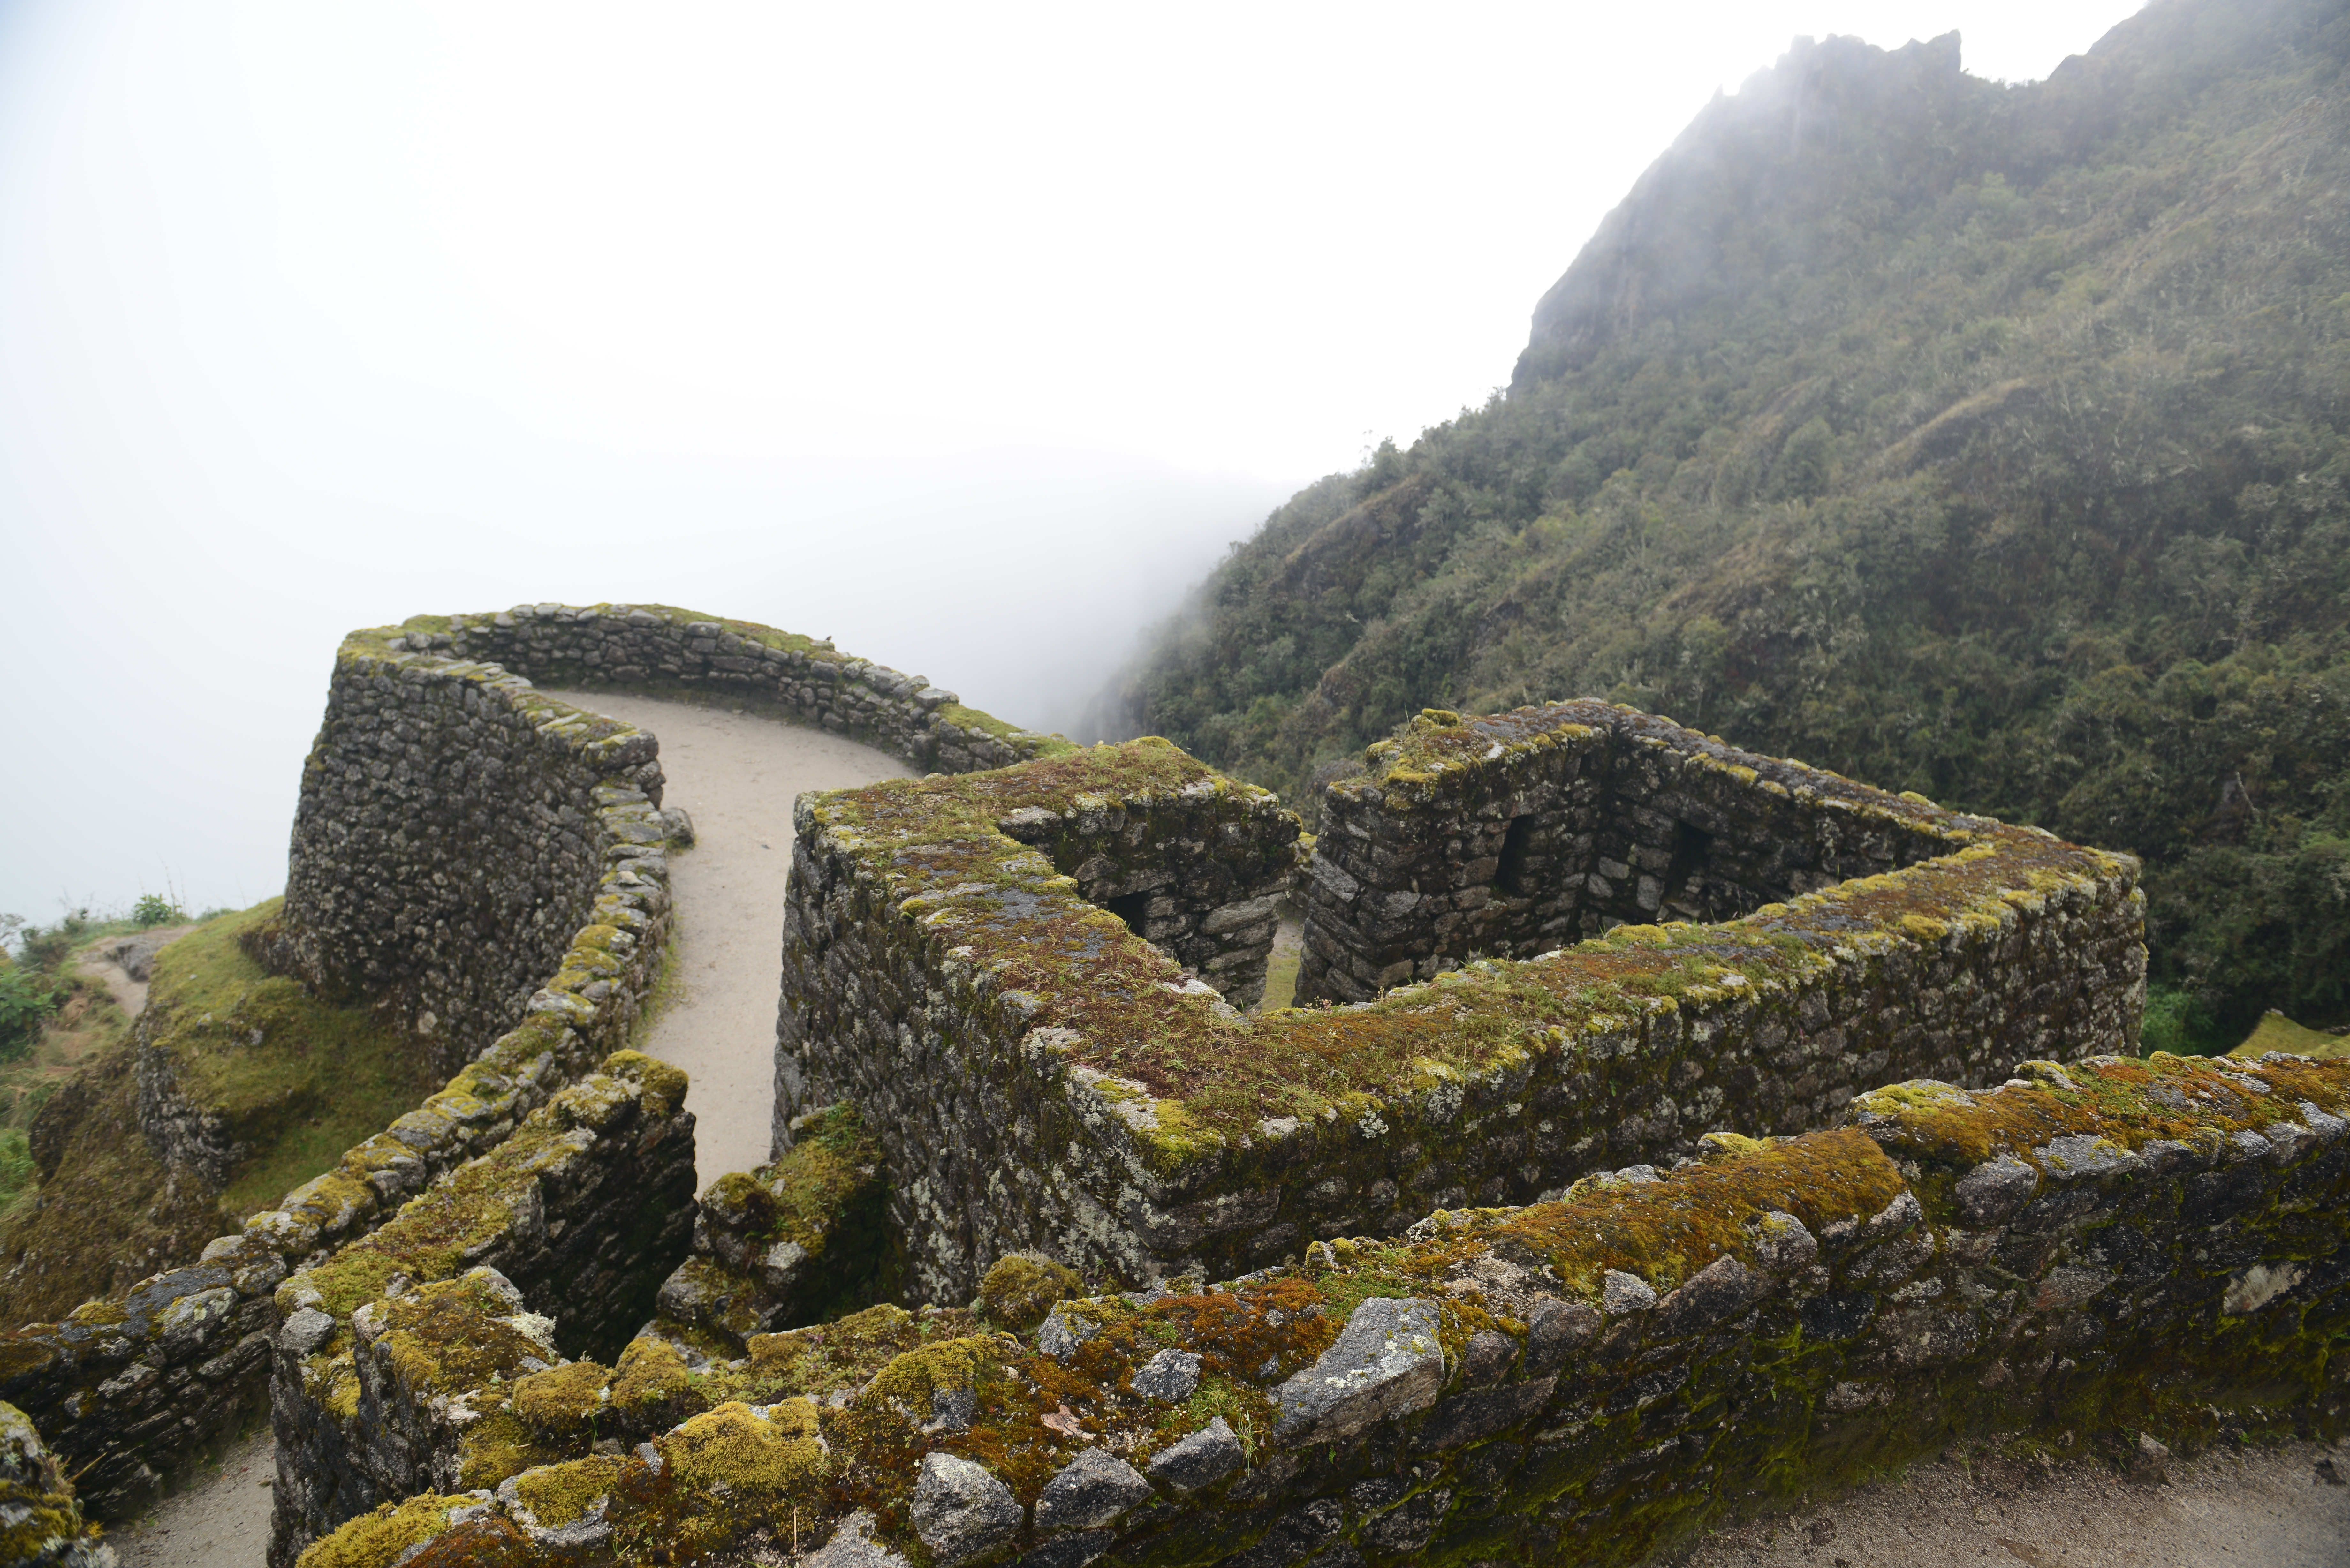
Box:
1518;0;2342;381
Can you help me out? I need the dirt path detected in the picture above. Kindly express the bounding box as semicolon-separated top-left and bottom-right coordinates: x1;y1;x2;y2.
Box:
543;692;912;1184
1689;1438;2350;1567
106;1426;274;1567
75;924;192;1021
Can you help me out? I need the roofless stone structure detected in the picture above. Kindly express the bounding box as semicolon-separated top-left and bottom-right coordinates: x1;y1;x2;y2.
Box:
775;701;2144;1304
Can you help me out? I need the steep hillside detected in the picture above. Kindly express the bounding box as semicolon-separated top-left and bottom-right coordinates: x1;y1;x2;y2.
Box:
1107;0;2350;1048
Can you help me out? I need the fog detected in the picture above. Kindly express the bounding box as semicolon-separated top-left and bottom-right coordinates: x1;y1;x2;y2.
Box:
0;1;2141;923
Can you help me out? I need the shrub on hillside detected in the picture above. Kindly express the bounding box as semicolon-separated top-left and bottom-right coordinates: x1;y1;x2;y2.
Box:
132;894;183;928
0;971;51;1063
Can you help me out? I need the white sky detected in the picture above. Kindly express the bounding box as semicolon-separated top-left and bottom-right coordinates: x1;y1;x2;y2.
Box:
0;1;2143;923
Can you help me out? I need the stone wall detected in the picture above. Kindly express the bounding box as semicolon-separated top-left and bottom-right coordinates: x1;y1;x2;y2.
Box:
273;638;677;1076
0;1402;112;1568
0;996;659;1519
1303;701;2061;1000
405;601;1071;775
651;1103;893;1353
773;739;1305;1303
0;639;681;1518
293;1050;2350;1568
267;1052;695;1567
772;712;2142;1303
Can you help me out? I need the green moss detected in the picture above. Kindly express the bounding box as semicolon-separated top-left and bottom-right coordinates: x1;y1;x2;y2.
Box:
0;1402;98;1566
512;1358;611;1439
665;1398;827;1494
292;1491;504;1568
298;1056;2350;1568
976;1253;1083;1332
283;1055;671;1321
506;1452;623;1530
854;1336;1002;1415
1854;1052;2350;1172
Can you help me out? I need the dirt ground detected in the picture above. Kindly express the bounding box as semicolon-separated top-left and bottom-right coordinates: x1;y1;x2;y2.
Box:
107;1425;273;1567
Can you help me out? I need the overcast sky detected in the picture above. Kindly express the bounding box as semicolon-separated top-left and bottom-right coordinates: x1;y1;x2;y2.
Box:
0;0;2145;924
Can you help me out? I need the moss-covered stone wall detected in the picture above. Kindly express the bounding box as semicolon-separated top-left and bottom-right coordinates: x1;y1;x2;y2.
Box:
266;1052;695;1567
0;1401;111;1568
653;1104;894;1352
1299;701;2114;1002
411;601;1073;775
774;711;2141;1306
293;1050;2350;1568
774;739;1305;1302
275;637;678;1076
0;997;657;1519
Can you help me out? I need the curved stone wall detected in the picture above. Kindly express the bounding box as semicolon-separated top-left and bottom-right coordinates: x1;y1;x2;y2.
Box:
273;638;671;1074
404;601;1068;776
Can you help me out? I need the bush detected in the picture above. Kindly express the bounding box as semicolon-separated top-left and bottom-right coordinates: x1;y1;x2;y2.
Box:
132;894;183;928
14;910;90;978
0;1129;30;1211
0;969;52;1062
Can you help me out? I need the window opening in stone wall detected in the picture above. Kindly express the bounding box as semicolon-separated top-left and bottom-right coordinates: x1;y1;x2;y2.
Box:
1662;818;1714;918
1102;891;1152;939
1496;813;1539;895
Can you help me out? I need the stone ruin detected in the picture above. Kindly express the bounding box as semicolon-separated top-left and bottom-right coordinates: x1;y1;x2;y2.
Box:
0;603;2339;1568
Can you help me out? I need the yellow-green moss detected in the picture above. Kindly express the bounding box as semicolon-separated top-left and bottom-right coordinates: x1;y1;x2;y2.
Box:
293;1490;488;1568
855;1336;1003;1415
977;1253;1083;1331
2231;1011;2350;1062
280;1055;670;1321
513;1358;610;1439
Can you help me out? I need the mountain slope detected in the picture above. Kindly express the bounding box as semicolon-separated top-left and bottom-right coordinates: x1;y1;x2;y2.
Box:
1106;0;2350;1047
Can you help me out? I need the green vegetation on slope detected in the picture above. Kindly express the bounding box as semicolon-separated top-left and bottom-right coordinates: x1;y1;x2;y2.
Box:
1113;0;2350;1048
0;901;441;1322
144;901;447;1221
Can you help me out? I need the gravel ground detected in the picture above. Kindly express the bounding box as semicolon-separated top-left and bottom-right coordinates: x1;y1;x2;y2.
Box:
107;1425;274;1568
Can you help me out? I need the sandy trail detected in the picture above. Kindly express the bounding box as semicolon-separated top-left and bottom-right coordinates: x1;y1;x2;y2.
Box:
1689;1439;2350;1567
75;924;193;1021
107;1427;273;1567
543;692;912;1184
110;699;905;1566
